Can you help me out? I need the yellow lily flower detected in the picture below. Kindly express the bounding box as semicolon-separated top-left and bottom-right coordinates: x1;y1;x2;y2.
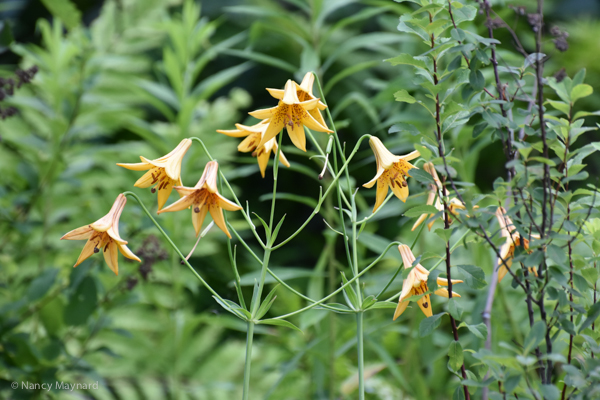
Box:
61;193;140;275
117;139;192;211
393;244;462;320
217;120;291;178
265;72;329;128
495;207;540;282
157;161;242;238
363;136;420;213
248;79;332;152
411;163;469;231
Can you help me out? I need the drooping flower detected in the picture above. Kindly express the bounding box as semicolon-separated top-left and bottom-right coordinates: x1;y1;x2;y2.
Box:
117;139;192;211
217;120;291;178
265;72;328;128
61;193;140;275
363;136;420;213
411;163;469;231
393;244;462;320
249;79;332;152
495;207;540;282
157;161;242;238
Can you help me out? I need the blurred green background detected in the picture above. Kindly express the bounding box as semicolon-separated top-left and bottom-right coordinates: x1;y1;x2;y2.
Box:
1;0;599;399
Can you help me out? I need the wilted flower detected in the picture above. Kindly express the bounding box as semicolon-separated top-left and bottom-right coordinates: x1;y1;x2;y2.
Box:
495;207;540;282
363;136;420;213
157;161;242;238
249;79;332;152
61;193;140;275
394;245;462;320
217;120;290;178
412;163;469;231
117;139;192;210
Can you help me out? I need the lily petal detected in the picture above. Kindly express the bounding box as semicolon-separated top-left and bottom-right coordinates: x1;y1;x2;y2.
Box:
393;299;409;321
61;225;94;240
209;204;231;238
103;241;119;275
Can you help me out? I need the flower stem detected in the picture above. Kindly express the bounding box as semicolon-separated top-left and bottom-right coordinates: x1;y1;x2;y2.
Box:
122;191;224;301
242;321;255;400
356;311;365;400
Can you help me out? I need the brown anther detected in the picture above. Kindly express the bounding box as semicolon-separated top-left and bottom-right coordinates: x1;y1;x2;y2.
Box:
93;247;99;253
194;207;200;213
390;180;396;188
402;181;408;187
151;188;156;193
423;302;429;308
151;172;159;184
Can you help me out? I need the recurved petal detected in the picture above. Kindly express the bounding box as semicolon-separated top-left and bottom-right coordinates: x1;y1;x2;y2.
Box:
393;299;409;321
411;213;428;232
61;225;94;240
192;206;209;236
157;193;195;214
282;80;301;105
118;242;141;263
106;226;127;245
369;136;401;170
286;122;307;152
301;108;332;133
164;139;192;180
209;204;231;238
173;186;196;197
116;162;152;171
372;178;388;213
299;72;314;93
278;145;291;168
417;294;433;317
298;97;320;111
216;128;249;138
400;150;421;162
157;182;174;211
133;168;160;188
238;133;260;153
434;288;461;298
103;241;120;275
436;277;463;286
390;179;409;203
249;104;279;119
257;118;285;150
398;274;415;303
73;238;98;268
308;108;328;128
256;148;270;178
215;193;242;211
362;166;385;189
266;87;284;100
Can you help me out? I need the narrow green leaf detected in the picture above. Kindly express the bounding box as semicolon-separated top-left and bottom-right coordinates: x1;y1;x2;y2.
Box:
404;205;439;218
524;320;546;354
579;301;600;333
40;0;81;29
259;318;303;334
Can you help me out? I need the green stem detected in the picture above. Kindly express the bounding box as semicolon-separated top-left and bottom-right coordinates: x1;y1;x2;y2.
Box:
272;134;370;250
242;321;255;400
123;191;224;301
375;223;426;299
356;312;365;400
274;241;401;320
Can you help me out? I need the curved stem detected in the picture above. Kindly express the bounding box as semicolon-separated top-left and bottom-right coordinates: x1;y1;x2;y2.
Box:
273;241;400;320
272;134;371;250
123;191;224;301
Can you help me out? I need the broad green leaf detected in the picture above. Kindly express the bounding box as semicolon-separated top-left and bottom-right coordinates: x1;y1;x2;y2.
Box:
524;320;546;354
448;298;463;320
579;301;600;333
26;268;58;302
64;276;97;326
409;168;435;184
386;53;429;70
546;99;571;116
394;89;417;104
419;312;446;337
40;0;81;30
571;84;593;103
448;340;464;371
